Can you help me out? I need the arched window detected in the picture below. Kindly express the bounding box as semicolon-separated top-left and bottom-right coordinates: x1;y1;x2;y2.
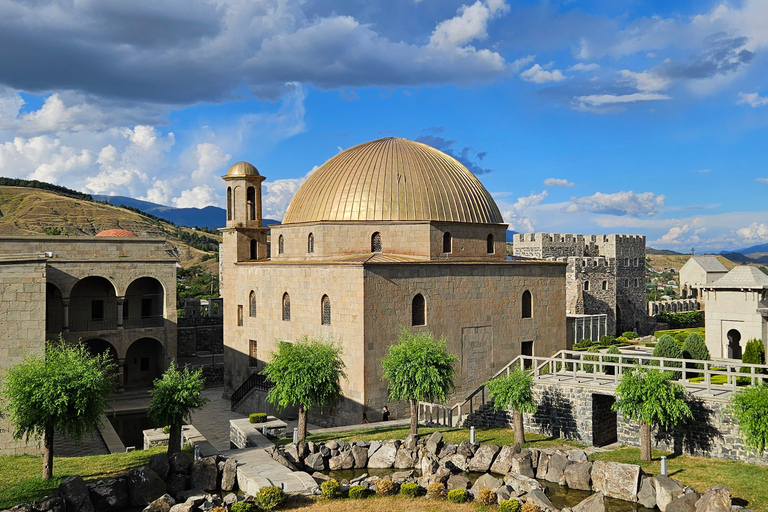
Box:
584;281;590;291
247;187;256;221
443;232;452;253
412;294;426;326
602;280;608;290
308;233;314;253
227;187;232;221
278;235;284;254
371;232;382;253
282;293;290;321
487;234;494;254
249;291;257;317
522;290;532;319
321;295;331;325
250;239;257;260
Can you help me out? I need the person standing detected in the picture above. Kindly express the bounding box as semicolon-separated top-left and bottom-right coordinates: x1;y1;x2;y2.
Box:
382;406;390;421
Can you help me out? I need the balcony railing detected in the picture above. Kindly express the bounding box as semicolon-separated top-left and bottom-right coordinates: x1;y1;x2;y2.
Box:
123;316;165;329
69;318;118;332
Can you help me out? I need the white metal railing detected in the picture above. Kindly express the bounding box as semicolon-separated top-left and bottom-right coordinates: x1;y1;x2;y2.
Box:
418;349;768;427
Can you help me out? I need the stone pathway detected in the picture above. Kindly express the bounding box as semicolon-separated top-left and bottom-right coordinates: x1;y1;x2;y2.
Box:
189;386;247;452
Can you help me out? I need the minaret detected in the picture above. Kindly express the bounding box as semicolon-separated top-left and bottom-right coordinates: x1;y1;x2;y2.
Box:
221;161;269;265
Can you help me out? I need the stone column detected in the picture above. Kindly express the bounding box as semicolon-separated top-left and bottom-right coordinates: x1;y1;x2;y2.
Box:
117;358;125;393
62;298;70;333
117;297;125;328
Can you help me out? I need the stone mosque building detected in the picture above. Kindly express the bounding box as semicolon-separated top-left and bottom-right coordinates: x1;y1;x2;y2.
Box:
221;137;567;425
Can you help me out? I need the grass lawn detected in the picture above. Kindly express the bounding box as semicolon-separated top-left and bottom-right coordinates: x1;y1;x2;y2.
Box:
653;327;705;339
591;447;768;512
276;426;584;451
284;495;494;511
0;447;168;509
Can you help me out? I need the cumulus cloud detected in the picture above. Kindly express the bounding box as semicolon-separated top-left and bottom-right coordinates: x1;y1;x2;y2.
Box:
500;191;548;232
574;92;671;108
566;191;665;216
520;64;567;84
510;55;535;72
262;166;319;221
429;0;509;49
737;92;768;107
543;178;575;187
569;63;600;72
415;134;493;175
736;222;768;242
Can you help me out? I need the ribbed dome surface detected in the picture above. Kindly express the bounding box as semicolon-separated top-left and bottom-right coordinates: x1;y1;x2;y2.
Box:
282;138;504;224
96;229;137;237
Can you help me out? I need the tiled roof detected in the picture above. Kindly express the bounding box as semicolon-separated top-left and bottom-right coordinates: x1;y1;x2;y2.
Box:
708;266;768;289
690;255;728;273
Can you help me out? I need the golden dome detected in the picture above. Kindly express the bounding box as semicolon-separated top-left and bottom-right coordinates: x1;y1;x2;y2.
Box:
282;138;504;224
225;161;260;177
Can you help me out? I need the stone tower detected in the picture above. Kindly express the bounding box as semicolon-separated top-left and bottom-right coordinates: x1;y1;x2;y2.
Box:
221;161;269;266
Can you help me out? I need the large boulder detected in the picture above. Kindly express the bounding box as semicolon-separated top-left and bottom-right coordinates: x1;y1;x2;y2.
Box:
220;458;237;492
305;453;325;471
438;443;458;459
328;450;355;470
504;473;546;495
189;456;218;491
146;494;176;512
149;454;170;480
368;443;398;468
527;489;556;511
165;474;187;498
128;467;167;507
404;434;419;450
426;432;443;455
168;505;192;512
351;446;368;468
446;475;471;490
457;441;476;457
471;473;504;492
441;453;469;473
510;451;535;478
564;461;592;491
542;452;568;484
469;444;501;472
432;467;452;485
60;475;95;512
283;444;303;470
655;476;686;512
573;492;606;512
536;451;550;480
34;496;67;512
490;445;517;474
89;478;129;512
394;447;415;469
590;461;641;502
637;476;657;509
367;440;382;459
391;470;414;484
695;486;732;512
667;493;701;512
168;453;191;475
421;453;439;475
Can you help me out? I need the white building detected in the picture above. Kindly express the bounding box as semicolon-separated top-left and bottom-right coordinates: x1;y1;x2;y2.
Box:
679;255;728;301
702;266;768;359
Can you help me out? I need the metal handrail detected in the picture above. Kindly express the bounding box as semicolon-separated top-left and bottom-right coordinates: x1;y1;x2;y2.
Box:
230;372;274;411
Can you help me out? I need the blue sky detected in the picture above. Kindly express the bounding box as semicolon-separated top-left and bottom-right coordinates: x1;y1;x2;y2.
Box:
0;0;767;251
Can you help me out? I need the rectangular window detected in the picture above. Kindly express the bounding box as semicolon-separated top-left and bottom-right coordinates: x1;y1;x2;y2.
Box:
237;305;243;326
249;340;258;368
91;300;104;321
140;358;150;372
141;298;152;318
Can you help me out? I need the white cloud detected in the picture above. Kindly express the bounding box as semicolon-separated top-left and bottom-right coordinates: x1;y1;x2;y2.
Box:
429;0;509;50
619;69;672;92
737;92;768;107
568;63;600;72
262;166;319;221
520;64;567;84
543;178;575;188
696;169;711;174
510;55;535;73
757;178;768;184
574;92;671;107
567;191;665;216
736;222;768;242
654;224;692;245
500;191;548;232
172;185;220;209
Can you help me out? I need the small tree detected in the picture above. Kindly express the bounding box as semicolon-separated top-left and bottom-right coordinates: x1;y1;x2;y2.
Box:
147;362;209;455
612;367;692;461
2;338;115;479
263;336;346;442
381;328;459;435
729;385;768;455
652;334;682;379
485;369;537;445
743;339;766;365
682;332;709;378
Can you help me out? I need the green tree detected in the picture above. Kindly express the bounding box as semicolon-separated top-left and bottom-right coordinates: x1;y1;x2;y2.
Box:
147;362;209;455
485;369;537;445
612;367;692;461
740;339;766;384
381;328;459;436
729;385;768;455
682;332;709;378
604;345;622;376
263;336;346;442
652;334;682;379
1;338;115;479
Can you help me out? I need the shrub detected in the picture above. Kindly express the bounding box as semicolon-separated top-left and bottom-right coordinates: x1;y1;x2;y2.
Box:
740;339;766;384
652;334;682;379
249;413;268;423
675;332;688;346
427;482;446;499
375;478;396;496
447;488;469;504
349;485;368;499
574;339;592;349
622;331;639;340
582;346;600;373
162;425;171;434
657;310;702;328
682;332;709;378
604;345;622;376
500;499;522;512
400;482;420;498
522;503;542;512
477;488;497;506
729;385;768;455
230;502;256;512
321;479;342;499
615;336;629;346
255;487;286;511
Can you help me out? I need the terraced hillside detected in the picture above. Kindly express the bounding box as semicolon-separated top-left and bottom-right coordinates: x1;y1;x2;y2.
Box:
0;186;220;270
646;252;740;272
